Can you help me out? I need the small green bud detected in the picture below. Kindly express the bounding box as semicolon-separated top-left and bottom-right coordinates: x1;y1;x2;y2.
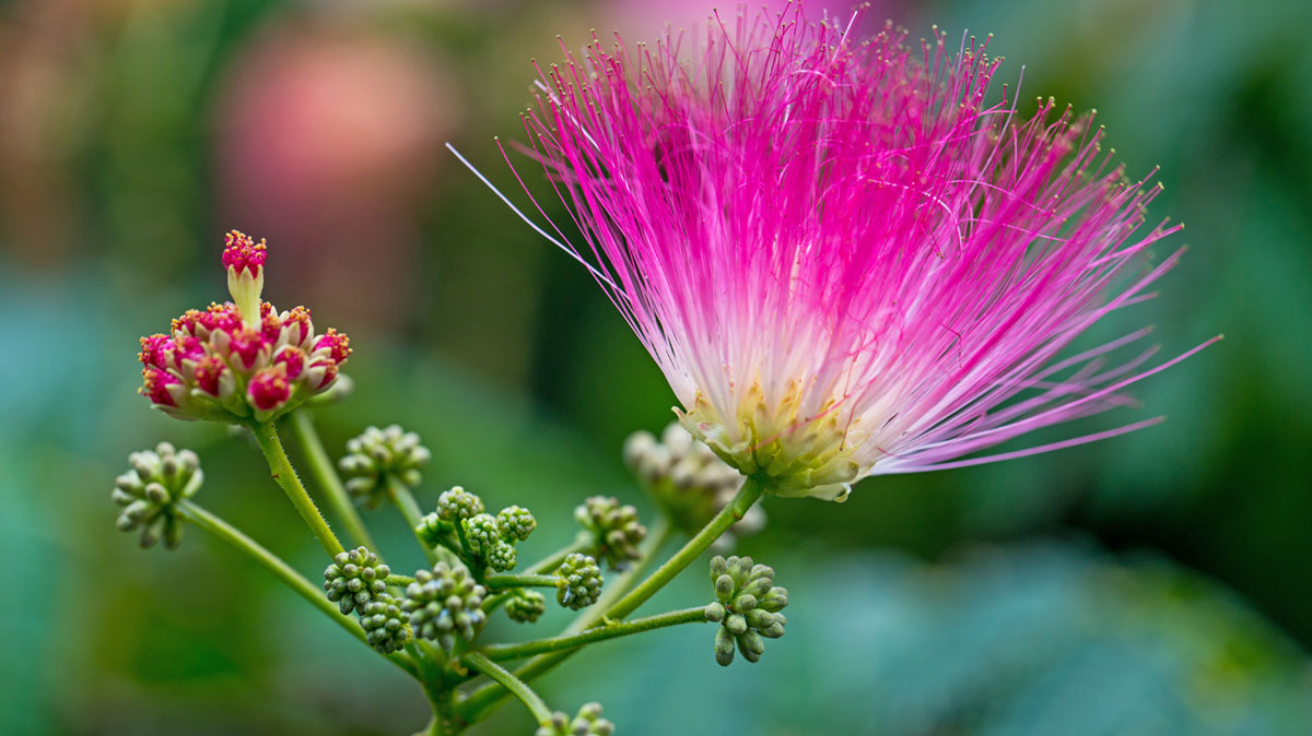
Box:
338;425;431;509
496;505;537;542
737;630;765;663
438;486;485;522
324;547;391;616
112;442;202;550
574;496;646;570
555;553;603;610
714;627;736;666
486;541;518;572
402;561;487;651
624;424;765;548
415;512;445;547
360;594;412;653
704;554;788;666
714;574;735;602
461;513;502;557
538;703;614;736
505;590;547;624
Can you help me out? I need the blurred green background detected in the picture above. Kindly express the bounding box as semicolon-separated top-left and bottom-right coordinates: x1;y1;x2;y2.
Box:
2;0;1310;734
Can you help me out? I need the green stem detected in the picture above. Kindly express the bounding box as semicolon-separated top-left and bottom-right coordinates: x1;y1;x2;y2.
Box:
388;477;441;565
251;422;345;558
387;574;416;586
482;607;707;662
606;478;762;620
288;410;379;552
462;652;553;725
484;574;557;590
176;499;416;677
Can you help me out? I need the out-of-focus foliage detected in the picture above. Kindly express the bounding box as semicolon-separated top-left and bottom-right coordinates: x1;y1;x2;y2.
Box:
1;0;1309;734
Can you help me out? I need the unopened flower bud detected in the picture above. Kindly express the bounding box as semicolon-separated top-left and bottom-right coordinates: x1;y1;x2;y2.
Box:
112;442;202;550
496;505;537;542
323;547;390;615
574;496;646;570
360;594;412;654
486;541;518;572
538;703;614;736
338;425;431;509
461;513;501;556
505;590;547;624
403;561;487;651
437;486;484;521
622;423;764;549
555;553;603;610
705;555;788;666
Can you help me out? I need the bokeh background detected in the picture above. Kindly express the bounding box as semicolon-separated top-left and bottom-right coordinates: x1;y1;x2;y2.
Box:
2;0;1311;734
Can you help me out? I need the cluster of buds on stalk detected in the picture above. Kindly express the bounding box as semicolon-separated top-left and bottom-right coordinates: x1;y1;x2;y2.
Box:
339;425;432;509
574;496;646;570
112;442;202;549
537;703;615;736
138;231;351;423
705;555;788;665
625;423;765;547
414;487;538;573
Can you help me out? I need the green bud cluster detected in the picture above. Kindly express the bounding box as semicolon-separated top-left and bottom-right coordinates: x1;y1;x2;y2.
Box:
112;442;202;550
555;553;604;610
536;702;615;736
497;505;537;542
574;496;646;570
402;561;487;651
360;594;412;653
623;424;765;545
323;547;391;615
704;555;787;666
437;486;485;521
505;589;547;624
338;425;431;509
430;487;535;573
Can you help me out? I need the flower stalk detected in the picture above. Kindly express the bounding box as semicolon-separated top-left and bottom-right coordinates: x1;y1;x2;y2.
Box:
250;422;345;558
288;409;378;552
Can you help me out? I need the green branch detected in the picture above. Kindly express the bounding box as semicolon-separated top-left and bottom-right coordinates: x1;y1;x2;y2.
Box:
482;607;707;662
176;499;416;677
462;652;553;725
288;410;379;552
388;477;442;566
484;574;558;590
606;478;762;620
251;422;345;558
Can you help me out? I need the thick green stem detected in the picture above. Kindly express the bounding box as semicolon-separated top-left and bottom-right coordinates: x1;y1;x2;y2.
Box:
484;574;557;590
482;607;707;661
251;422;345;558
462;652;552;725
176;499;416;677
288;410;379;552
606;478;762;620
388;477;442;565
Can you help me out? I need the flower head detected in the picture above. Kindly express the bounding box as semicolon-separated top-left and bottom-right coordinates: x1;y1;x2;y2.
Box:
136;232;351;423
491;4;1218;500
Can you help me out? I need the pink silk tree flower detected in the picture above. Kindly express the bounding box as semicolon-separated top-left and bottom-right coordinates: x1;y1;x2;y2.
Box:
466;5;1218;501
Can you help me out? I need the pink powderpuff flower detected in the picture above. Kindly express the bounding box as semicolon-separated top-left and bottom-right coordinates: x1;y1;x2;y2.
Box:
467;4;1219;501
137;230;351;423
